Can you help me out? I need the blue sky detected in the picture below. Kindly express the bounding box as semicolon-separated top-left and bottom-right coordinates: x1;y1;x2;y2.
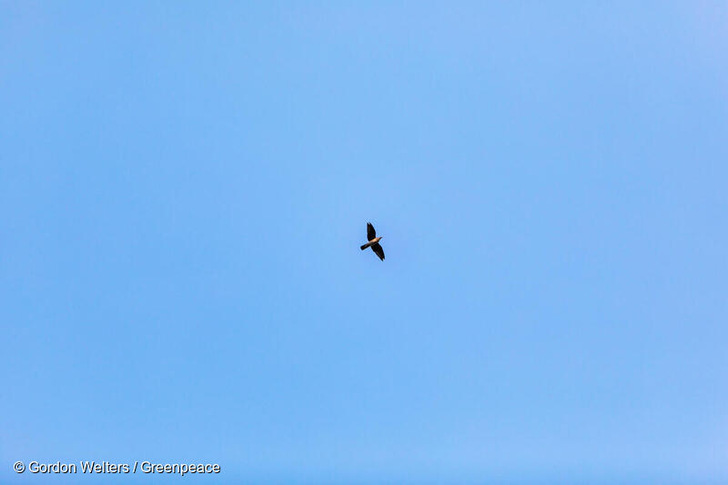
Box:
2;2;727;483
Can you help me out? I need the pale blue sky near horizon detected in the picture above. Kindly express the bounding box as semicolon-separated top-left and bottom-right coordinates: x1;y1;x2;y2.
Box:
2;2;727;483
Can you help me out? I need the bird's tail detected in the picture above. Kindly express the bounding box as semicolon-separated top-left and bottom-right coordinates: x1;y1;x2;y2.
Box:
360;243;370;250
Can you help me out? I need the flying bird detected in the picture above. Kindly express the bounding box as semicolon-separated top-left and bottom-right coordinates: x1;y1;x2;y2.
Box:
360;222;385;261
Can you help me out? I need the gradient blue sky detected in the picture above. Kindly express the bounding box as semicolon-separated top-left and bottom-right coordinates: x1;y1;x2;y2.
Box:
2;2;727;483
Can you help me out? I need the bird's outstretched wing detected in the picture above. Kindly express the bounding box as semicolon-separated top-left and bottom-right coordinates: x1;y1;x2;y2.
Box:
371;242;385;261
367;222;376;241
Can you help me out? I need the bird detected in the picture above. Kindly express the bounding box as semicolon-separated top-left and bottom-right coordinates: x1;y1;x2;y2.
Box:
360;222;385;261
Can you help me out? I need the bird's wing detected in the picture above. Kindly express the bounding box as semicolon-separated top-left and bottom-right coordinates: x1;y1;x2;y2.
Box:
371;242;385;261
367;222;376;241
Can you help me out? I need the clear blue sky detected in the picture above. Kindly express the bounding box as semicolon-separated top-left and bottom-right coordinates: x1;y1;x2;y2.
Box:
2;2;727;483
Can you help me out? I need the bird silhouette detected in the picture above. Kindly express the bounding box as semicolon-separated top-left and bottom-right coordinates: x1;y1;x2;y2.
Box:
360;222;385;261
